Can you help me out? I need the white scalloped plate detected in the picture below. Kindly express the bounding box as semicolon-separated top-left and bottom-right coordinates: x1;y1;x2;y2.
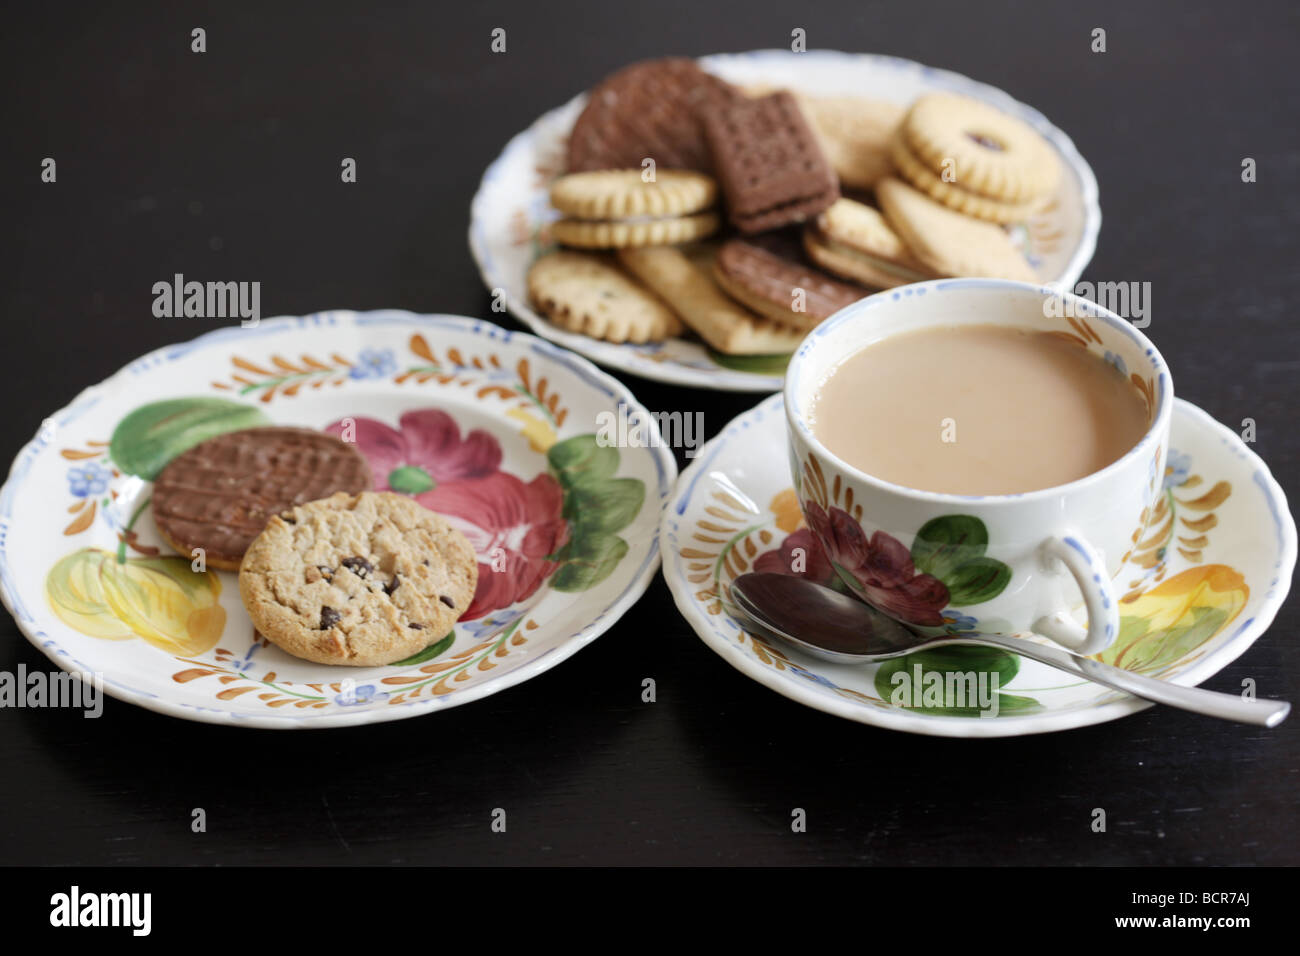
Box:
662;394;1294;737
0;312;676;728
470;49;1102;392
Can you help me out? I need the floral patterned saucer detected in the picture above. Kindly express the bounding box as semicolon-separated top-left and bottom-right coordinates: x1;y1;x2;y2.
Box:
661;394;1295;737
469;49;1101;392
0;311;675;728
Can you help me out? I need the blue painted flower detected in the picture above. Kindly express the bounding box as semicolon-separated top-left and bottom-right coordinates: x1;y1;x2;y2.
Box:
1103;350;1128;376
1163;449;1192;489
228;644;260;673
460;607;524;640
349;348;397;380
67;462;111;498
334;684;389;706
793;666;840;690
942;609;980;633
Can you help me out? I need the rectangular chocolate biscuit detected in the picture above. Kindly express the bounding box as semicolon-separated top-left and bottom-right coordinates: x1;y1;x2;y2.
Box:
702;91;840;234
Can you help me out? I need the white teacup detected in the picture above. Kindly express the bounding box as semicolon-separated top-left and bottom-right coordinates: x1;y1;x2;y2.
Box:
784;279;1173;655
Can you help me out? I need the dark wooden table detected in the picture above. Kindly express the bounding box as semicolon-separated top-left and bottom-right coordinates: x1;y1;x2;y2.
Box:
1;0;1296;866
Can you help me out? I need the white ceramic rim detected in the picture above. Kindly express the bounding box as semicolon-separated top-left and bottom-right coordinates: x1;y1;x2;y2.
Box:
662;393;1296;737
0;311;678;729
784;278;1173;506
467;48;1103;393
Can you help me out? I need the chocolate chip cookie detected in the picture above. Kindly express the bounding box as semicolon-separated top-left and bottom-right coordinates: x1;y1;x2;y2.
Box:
238;491;478;666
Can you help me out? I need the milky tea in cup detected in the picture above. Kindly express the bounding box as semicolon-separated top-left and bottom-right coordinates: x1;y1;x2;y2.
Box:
807;323;1150;496
784;280;1172;657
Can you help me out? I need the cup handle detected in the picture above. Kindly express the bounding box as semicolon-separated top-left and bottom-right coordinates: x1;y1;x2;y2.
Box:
1031;534;1119;656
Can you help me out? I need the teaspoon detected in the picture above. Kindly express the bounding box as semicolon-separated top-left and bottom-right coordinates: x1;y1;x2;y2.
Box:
729;572;1289;727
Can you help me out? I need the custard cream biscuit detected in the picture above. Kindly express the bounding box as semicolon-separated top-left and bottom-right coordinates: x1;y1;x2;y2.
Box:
548;169;721;249
550;169;717;219
549;214;720;249
803;198;935;289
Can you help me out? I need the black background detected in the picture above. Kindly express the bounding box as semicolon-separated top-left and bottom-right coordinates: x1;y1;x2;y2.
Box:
1;1;1297;866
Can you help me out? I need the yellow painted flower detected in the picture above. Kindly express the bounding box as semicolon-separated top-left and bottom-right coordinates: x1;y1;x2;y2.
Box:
770;488;804;534
1099;564;1248;673
45;549;134;640
46;548;226;656
507;407;558;454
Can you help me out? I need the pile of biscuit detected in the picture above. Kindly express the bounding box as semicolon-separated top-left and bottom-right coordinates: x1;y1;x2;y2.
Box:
526;58;1061;354
150;427;476;667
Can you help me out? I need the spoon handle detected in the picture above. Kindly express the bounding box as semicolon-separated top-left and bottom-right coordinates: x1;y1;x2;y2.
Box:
968;634;1290;727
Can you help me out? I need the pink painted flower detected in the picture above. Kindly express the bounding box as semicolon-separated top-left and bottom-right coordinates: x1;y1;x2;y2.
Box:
803;501;950;627
419;472;569;620
323;409;570;620
753;527;835;584
324;409;501;495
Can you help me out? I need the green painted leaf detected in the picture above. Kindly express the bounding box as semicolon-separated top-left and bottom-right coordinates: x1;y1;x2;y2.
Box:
1106;606;1229;674
546;433;642;590
827;574;852;595
876;694;1041;718
881;645;1022;685
987;694;1043;716
873;646;1036;716
910;515;989;579
1099;615;1152;667
546;539;574;563
387;465;434;495
830;560;861;594
548;433;618;487
706;349;793;374
390;631;455;666
943;556;1012;606
550;534;628;591
110;397;269;479
1116;614;1150;644
565;477;645;537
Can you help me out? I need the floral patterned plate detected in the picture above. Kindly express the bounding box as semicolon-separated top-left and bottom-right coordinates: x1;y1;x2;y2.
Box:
0;311;676;728
469;49;1101;392
661;394;1294;737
